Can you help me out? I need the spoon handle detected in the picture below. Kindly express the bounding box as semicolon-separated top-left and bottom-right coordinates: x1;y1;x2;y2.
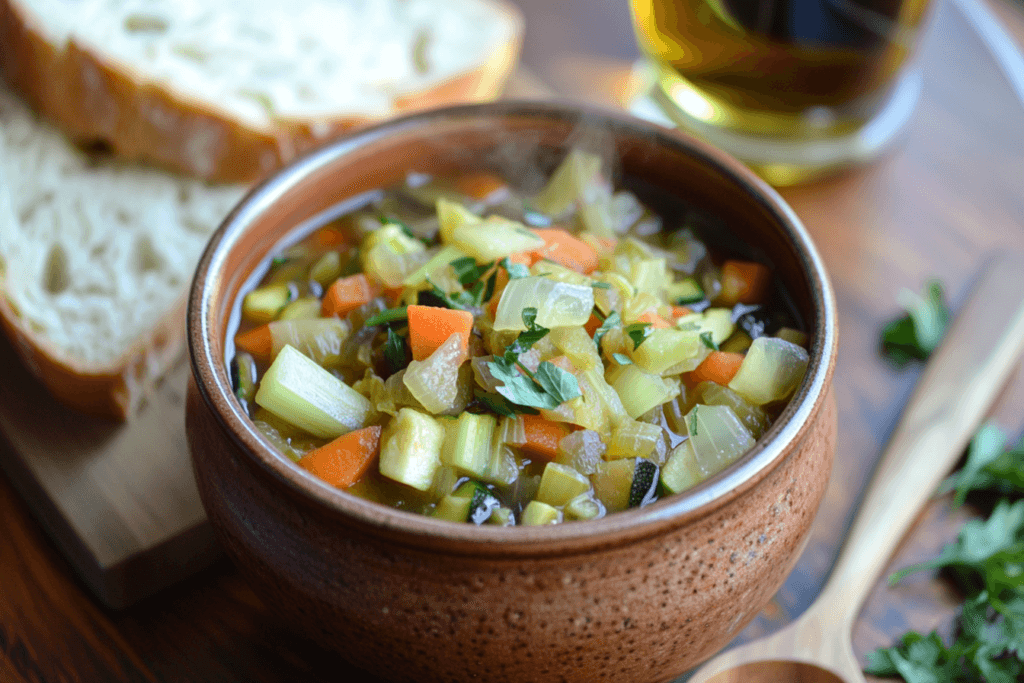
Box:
817;254;1024;620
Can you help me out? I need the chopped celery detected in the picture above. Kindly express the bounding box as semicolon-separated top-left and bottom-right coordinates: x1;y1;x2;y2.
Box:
429;463;460;499
242;283;292;323
536;462;592;507
402;244;469;287
403;334;466;414
478;440;519;486
605;420;665;460
550;326;601;371
555;429;606;475
685;404;755;478
497;415;527;446
661;439;702;495
728;337;809;405
522;500;562;526
269;317;350;366
361;223;427;287
451;216;545;262
629;328;705;375
277;296;322;321
610;364;678;419
379;408;445;491
436;197;481;243
493;276;594;331
440;412;497;478
676;308;734;345
254;344;371;438
564;493;605;521
591;458;636;513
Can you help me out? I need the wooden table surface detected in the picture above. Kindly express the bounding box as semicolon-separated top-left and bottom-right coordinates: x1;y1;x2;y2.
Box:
2;0;1023;681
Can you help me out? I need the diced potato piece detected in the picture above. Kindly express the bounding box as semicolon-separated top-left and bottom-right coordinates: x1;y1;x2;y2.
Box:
278;296;323;321
379;408;445;491
631;258;670;296
685;404;756;478
522;500;562;526
493;276;594;331
605;420;665;460
591;458;636;513
309;251;343;286
433;493;473;522
536;462;592;507
254;345;371;439
243;283;292;323
661;439;702;495
610;364;678;419
452;216;545;262
550;326;602;371
436;198;481;244
403;334;466;414
728;337;810;405
677;308;734;346
776;327;809;347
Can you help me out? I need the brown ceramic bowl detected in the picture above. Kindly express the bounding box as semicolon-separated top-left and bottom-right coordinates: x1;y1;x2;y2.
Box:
186;102;837;683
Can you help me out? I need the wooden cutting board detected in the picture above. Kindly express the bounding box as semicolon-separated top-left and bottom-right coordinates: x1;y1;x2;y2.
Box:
0;333;221;608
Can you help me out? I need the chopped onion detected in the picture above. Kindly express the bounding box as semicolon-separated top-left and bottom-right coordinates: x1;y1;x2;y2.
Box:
685;404;755;477
728;337;810;405
402;334;466;414
493;276;594;331
555;429;606;475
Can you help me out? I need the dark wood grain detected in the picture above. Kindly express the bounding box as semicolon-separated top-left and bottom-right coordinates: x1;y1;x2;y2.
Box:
1;0;1023;680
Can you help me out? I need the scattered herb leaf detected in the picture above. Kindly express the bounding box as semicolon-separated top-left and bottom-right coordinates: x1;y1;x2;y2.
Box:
689;405;698;436
699;331;719;351
612;353;632;365
941;423;1011;507
881;280;950;367
363;306;409;327
383;328;408;375
425;277;469;311
593;310;620;350
499;256;530;280
533;362;582;404
625;322;653;350
473;389;538;416
592;281;611;289
271;256;290;268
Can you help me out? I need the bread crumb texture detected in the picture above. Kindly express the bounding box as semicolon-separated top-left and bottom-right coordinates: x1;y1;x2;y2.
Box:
0;87;244;365
21;0;510;125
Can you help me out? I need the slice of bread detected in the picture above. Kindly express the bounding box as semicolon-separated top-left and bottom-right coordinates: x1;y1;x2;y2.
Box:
0;86;245;419
0;0;523;183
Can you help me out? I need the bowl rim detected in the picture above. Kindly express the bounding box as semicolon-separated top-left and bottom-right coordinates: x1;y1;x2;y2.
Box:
188;100;837;555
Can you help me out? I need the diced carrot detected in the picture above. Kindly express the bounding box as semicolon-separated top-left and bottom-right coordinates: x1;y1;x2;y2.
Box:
519;415;572;463
583;313;602;337
407;305;474;361
452;171;508;201
311;226;349;249
636;311;672;329
719;260;771;306
298;425;382;489
529;228;600;274
382;286;404;306
234;324;273;362
690;351;745;385
322;274;378;318
671;306;692;319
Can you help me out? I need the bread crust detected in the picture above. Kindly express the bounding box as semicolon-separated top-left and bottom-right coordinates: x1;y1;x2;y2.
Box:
0;0;524;184
0;281;187;420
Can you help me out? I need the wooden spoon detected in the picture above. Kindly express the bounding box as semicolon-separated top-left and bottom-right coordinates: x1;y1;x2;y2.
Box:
688;253;1024;683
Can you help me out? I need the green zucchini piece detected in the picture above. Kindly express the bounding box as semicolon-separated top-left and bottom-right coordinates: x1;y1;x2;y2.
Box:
628;459;660;508
454;481;501;525
591;458;636;513
660;439;702;495
231;351;258;407
242;283;293;323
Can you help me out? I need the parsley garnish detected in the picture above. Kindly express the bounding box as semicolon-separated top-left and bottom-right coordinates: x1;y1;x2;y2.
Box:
363;306;409;327
592;310;620;350
271;256;290;268
473;389;537;416
866;424;1024;682
625;322;653;350
499;256;530;280
699;331;719;351
881;280;950;367
592;281;611;289
485;308;582;410
450;257;494;288
383;328;408;375
424;277;472;311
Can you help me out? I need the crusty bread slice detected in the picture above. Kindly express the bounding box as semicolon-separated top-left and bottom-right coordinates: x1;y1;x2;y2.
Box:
0;0;522;183
0;85;245;419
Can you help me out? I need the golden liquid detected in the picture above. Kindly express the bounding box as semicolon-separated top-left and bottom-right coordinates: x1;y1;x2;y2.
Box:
630;0;930;140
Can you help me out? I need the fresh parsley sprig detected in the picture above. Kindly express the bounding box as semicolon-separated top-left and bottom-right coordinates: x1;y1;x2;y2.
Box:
881;280;951;367
624;322;653;350
593;310;620;351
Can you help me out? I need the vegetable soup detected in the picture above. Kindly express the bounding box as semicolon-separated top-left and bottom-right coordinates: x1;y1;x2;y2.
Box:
228;149;809;526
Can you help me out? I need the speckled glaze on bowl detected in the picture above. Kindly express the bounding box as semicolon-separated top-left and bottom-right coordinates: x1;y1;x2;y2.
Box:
186;102;837;683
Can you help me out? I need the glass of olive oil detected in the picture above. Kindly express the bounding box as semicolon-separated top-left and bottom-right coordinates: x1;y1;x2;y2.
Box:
630;0;933;185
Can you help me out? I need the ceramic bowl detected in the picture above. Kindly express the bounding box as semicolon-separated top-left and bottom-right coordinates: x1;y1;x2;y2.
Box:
186;101;838;683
